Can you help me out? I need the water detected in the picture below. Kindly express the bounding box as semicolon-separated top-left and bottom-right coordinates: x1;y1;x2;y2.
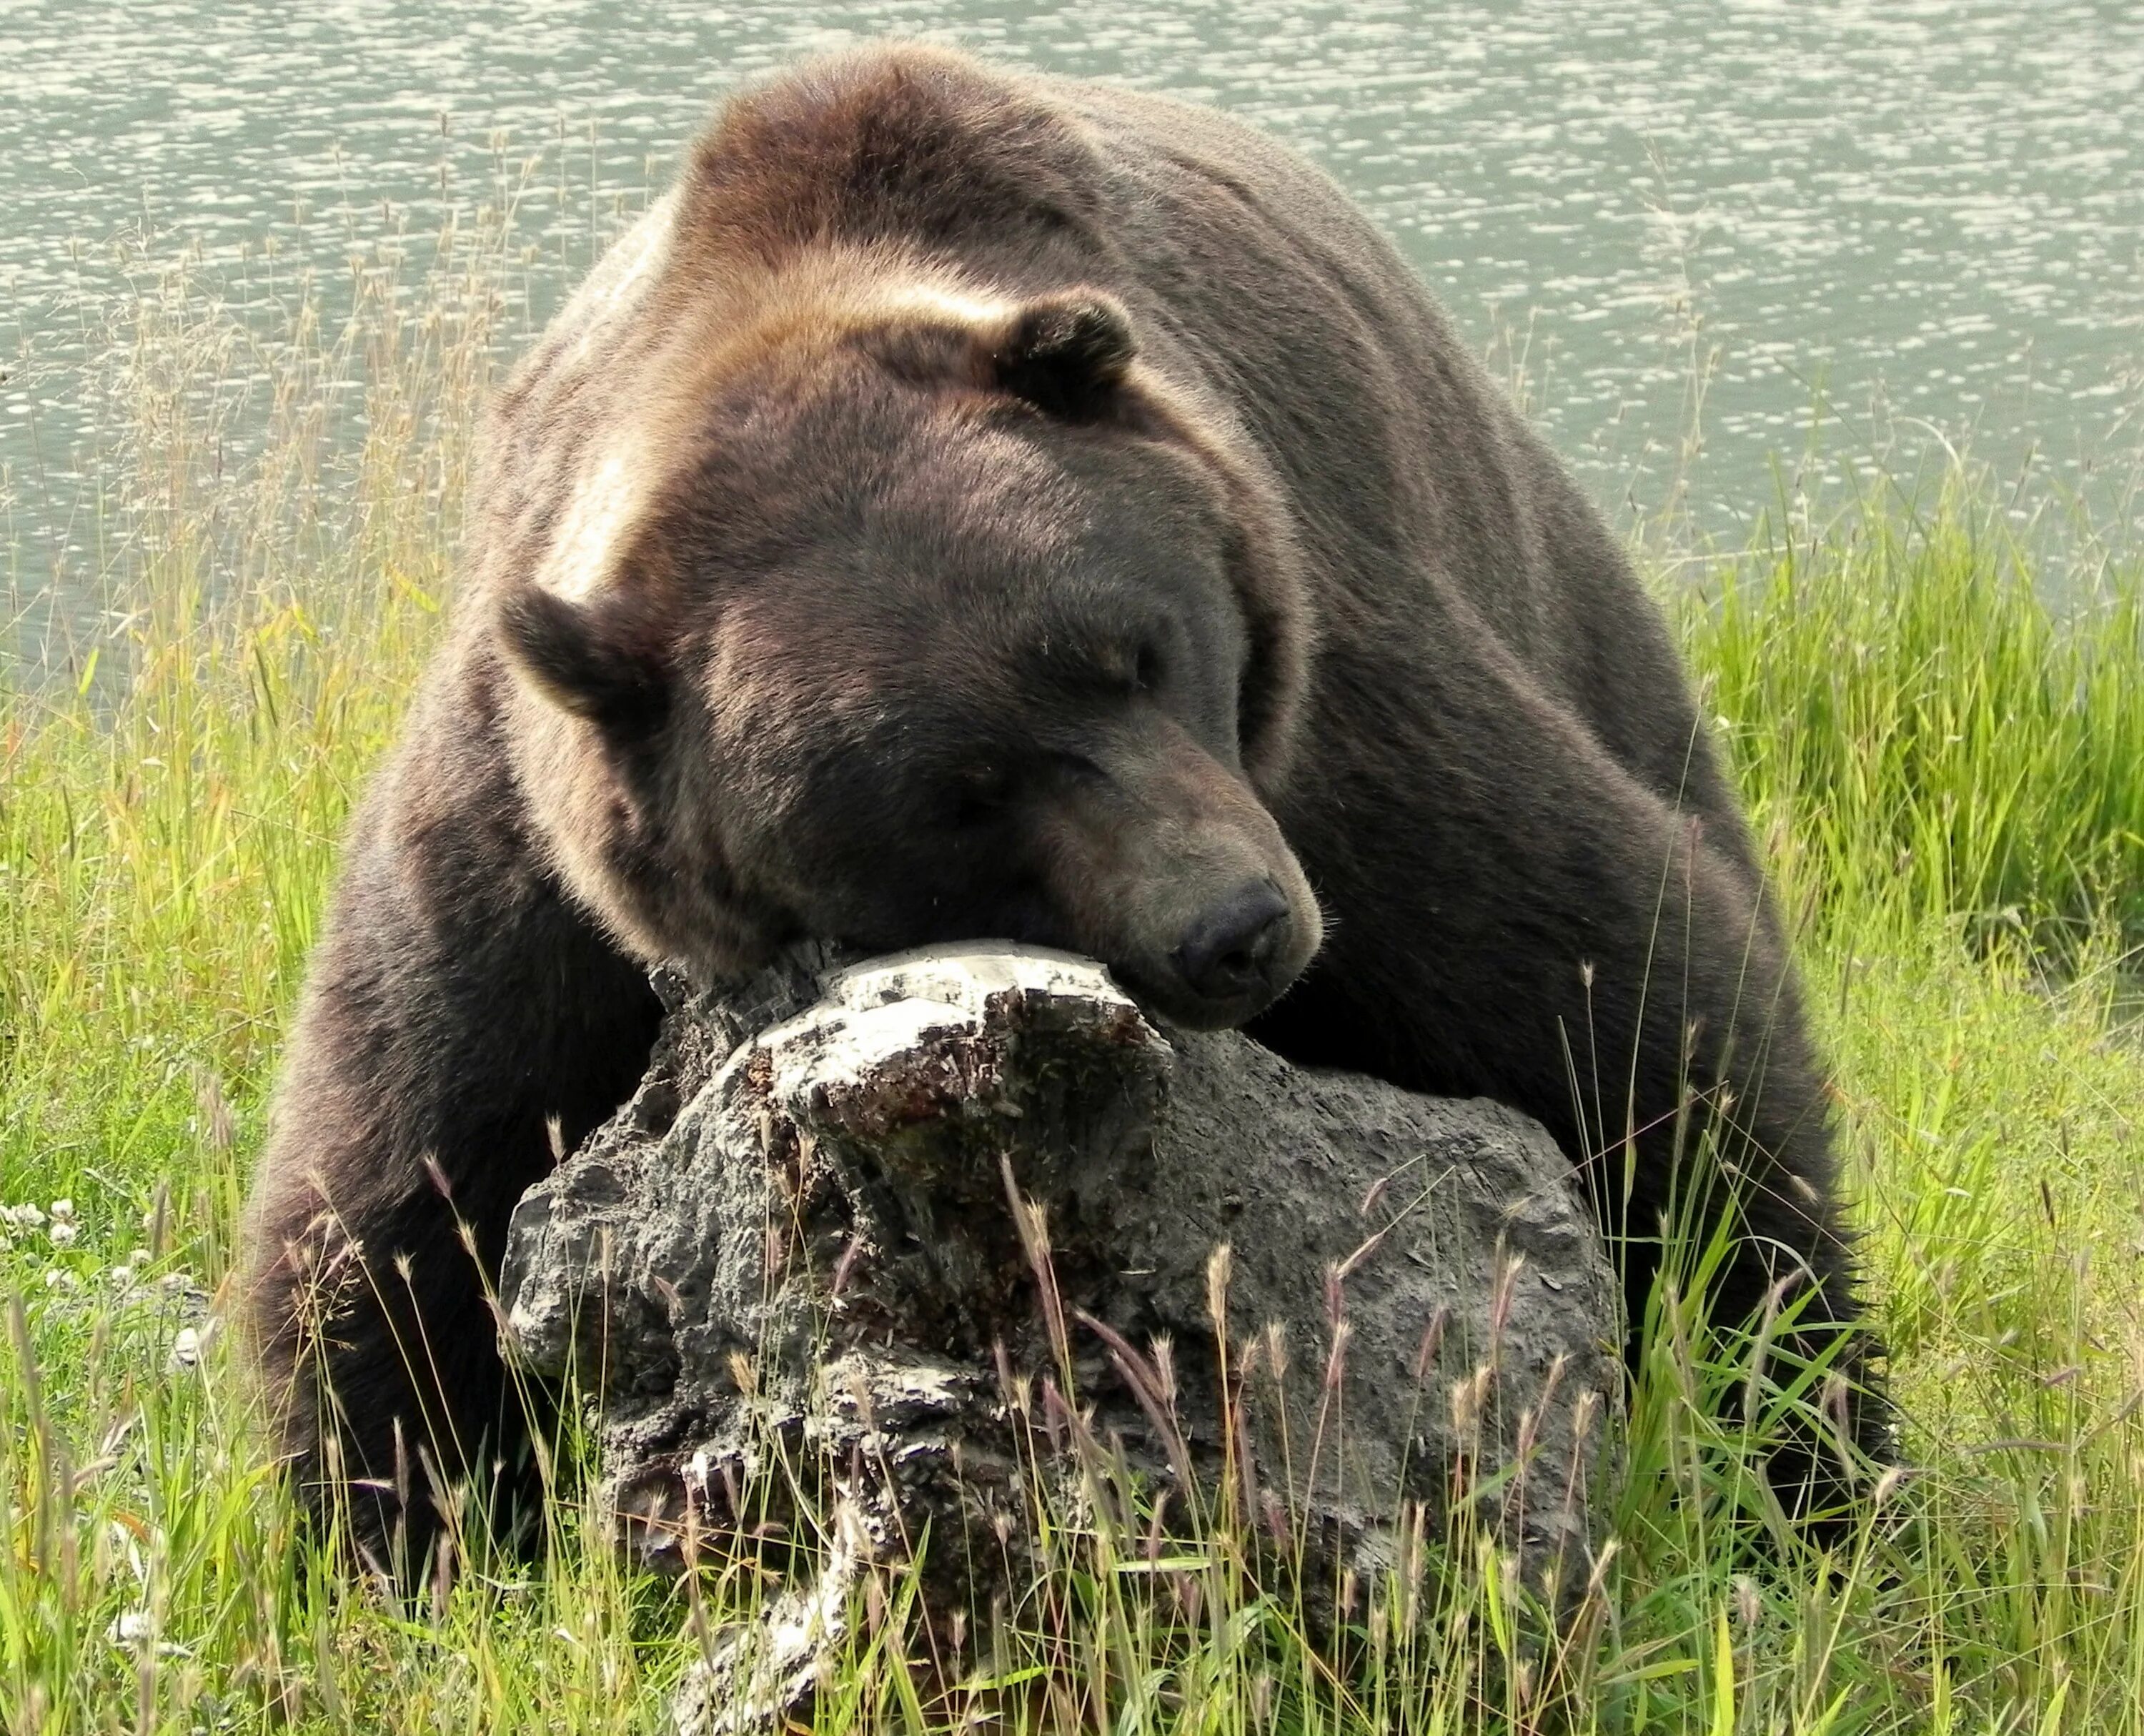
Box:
6;0;2142;650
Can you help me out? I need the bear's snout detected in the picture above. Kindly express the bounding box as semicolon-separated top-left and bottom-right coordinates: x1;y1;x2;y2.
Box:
1026;716;1321;1031
1170;878;1294;1006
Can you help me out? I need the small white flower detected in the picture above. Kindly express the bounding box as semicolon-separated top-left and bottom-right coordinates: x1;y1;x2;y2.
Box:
46;1221;79;1248
49;1199;74;1223
108;1609;153;1648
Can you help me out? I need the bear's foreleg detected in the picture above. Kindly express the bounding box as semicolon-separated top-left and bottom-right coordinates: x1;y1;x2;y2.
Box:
239;742;661;1577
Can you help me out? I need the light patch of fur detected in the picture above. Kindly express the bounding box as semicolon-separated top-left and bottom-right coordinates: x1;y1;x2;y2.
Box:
541;445;649;602
669;245;1013;390
869;279;1017;328
560;195;675;367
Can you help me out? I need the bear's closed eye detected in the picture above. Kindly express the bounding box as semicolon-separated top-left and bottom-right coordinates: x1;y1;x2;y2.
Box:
948;764;1013;826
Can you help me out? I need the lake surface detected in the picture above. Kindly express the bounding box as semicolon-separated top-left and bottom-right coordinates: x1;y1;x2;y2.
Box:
5;0;2142;653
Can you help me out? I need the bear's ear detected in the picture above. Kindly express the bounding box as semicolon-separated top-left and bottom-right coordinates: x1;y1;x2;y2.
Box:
988;292;1137;420
497;586;670;733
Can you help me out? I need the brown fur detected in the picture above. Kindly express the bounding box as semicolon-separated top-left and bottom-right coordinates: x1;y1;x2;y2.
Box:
242;44;1880;1574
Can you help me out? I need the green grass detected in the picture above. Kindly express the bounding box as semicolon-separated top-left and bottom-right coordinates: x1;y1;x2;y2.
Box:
4;217;2144;1732
1684;486;2144;946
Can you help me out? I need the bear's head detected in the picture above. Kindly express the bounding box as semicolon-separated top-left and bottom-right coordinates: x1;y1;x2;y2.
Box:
495;272;1321;1031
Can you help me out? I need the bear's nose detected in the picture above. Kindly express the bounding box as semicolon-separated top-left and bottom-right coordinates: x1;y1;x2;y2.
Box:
1171;879;1293;1006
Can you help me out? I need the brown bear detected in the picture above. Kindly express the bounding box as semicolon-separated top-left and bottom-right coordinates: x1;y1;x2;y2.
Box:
241;42;1881;1573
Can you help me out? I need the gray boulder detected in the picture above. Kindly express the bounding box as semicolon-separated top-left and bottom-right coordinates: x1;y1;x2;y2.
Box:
500;943;1618;1727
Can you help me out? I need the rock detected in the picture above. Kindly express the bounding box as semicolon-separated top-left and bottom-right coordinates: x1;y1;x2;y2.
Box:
500;943;1618;1730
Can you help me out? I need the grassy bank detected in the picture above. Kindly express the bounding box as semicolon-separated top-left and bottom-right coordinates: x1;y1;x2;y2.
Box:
5;247;2144;1732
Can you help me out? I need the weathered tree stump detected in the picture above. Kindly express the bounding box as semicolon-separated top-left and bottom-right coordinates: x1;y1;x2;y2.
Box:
500;943;1618;1730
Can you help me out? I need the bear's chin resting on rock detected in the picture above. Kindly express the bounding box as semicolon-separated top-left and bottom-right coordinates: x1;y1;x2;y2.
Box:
237;40;1886;1584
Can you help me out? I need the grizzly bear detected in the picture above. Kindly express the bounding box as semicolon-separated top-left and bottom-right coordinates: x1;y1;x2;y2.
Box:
241;43;1880;1572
